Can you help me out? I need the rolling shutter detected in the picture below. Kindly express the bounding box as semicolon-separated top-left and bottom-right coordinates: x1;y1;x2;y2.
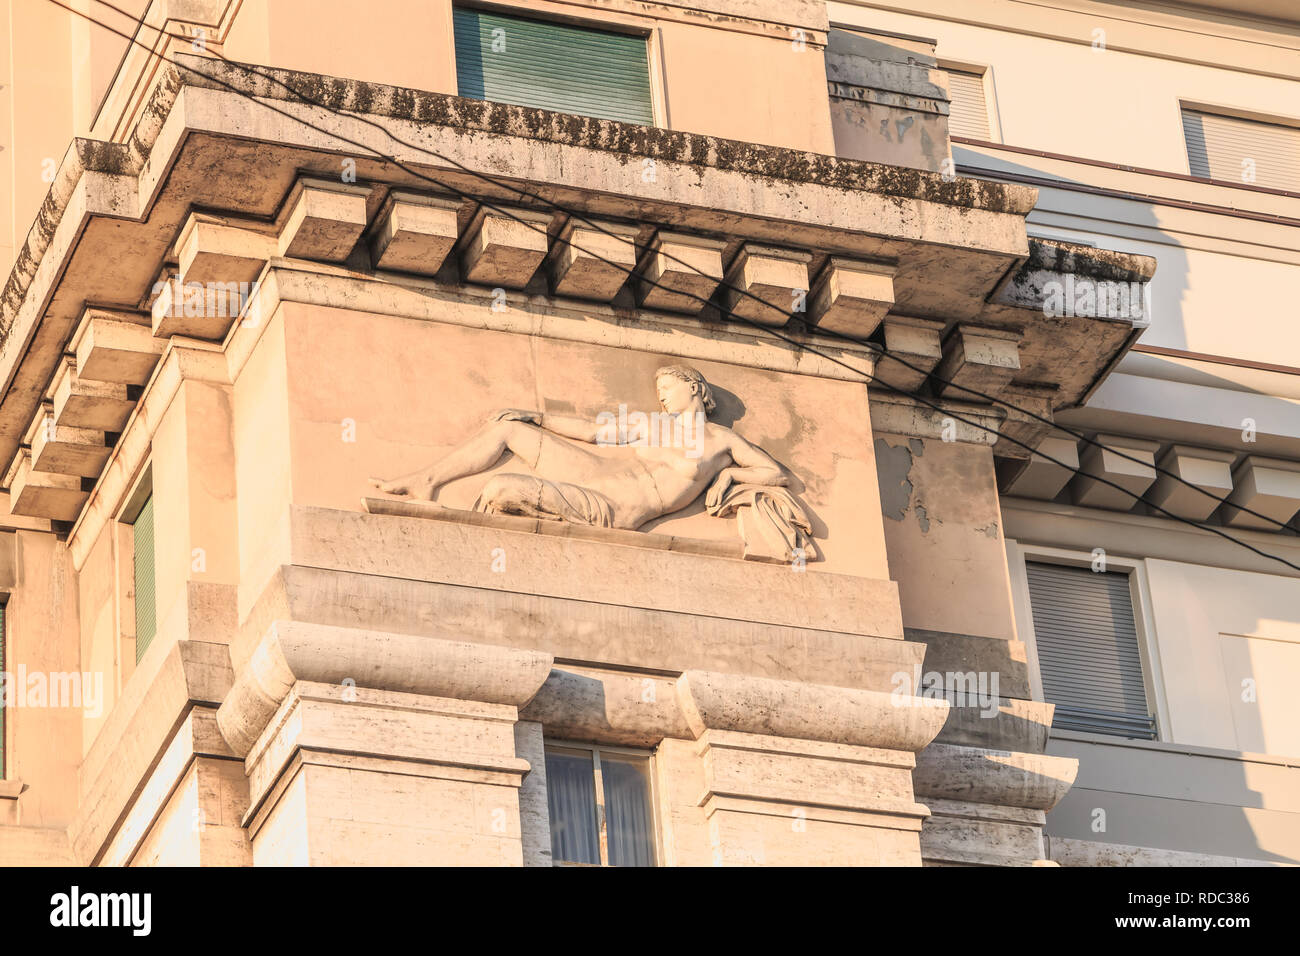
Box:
1025;561;1156;739
454;8;654;126
133;495;157;665
1181;109;1300;192
945;69;991;140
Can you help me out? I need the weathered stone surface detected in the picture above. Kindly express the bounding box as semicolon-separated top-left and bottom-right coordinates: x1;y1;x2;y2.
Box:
26;405;110;478
875;315;944;392
722;244;812;327
934;324;1021;400
49;357;134;432
549;219;640;301
808;257;896;337
70;308;164;385
278;179;369;262
637;232;725;313
370;192;460;275
177;214;275;288
460;206;552;289
5;450;88;521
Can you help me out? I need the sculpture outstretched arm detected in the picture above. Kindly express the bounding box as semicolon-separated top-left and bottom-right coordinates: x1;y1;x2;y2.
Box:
489;408;612;444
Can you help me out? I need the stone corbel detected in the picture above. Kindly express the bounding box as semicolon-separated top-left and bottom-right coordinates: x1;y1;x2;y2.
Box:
677;669;946;751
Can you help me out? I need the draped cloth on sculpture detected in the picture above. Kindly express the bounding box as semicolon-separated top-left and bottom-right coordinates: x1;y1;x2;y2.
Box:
473;473;616;528
704;476;818;563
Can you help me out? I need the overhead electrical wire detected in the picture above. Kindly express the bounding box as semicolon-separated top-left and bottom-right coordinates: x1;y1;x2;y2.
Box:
36;0;1300;572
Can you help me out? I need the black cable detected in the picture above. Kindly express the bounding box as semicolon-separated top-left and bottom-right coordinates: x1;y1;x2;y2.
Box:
82;0;1296;532
39;0;1300;571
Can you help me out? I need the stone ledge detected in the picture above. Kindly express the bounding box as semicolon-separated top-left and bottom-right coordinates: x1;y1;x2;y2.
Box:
218;621;554;757
238;562;921;697
290;504;903;639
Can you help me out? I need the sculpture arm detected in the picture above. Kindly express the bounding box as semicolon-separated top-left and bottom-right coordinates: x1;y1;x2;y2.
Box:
490;408;606;443
722;435;788;487
539;412;604;443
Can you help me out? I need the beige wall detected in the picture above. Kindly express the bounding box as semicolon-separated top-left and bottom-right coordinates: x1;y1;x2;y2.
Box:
877;433;1018;641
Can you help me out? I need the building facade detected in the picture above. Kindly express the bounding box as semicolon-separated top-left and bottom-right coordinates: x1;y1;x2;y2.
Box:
0;0;1295;866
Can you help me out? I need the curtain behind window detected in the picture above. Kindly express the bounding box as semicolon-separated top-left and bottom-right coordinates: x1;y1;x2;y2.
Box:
545;750;599;864
601;753;653;867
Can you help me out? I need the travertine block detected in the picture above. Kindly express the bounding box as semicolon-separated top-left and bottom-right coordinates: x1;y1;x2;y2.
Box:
722;244;812;327
151;277;244;341
49;357;134;432
549;219;639;301
246;682;533;867
807;257;896;337
875;315;944;392
27;404;110;477
991;384;1055;460
370;192;460;274
70;308;163;385
1147;445;1236;521
176;214;275;288
1220;456;1300;529
278;179;369;262
696;731;928;866
934;324;1021;399
5;450;88;522
460;206;552;289
1069;434;1159;511
1002;434;1080;501
637;232;725;314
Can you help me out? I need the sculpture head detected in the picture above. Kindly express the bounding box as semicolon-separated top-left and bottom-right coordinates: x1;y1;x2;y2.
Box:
655;365;716;417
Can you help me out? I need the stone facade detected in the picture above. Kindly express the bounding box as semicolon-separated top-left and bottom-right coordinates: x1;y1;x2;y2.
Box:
6;0;1280;867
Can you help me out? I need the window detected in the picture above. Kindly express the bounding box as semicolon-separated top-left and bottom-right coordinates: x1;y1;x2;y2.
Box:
1181;107;1300;191
453;8;654;126
1024;561;1157;739
545;743;656;866
943;66;992;140
132;494;156;664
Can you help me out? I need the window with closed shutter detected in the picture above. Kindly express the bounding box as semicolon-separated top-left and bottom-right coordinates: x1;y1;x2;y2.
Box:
1025;561;1157;739
453;8;654;127
1181;108;1300;192
133;495;157;665
944;68;991;140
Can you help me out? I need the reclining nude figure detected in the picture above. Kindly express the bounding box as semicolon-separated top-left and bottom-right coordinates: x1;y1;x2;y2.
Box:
369;365;816;559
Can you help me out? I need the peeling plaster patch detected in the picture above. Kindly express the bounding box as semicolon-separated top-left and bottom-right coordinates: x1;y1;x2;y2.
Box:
975;522;1000;539
908;437;924;457
874;438;913;521
915;502;930;533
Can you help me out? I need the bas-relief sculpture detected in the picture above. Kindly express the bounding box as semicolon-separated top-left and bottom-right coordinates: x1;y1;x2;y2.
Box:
370;365;818;562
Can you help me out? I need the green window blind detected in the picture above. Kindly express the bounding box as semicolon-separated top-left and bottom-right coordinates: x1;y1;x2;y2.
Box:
454;8;654;126
133;495;157;665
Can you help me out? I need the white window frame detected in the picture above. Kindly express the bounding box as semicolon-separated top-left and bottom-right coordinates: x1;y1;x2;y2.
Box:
544;739;661;867
938;58;1002;144
1005;540;1171;743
